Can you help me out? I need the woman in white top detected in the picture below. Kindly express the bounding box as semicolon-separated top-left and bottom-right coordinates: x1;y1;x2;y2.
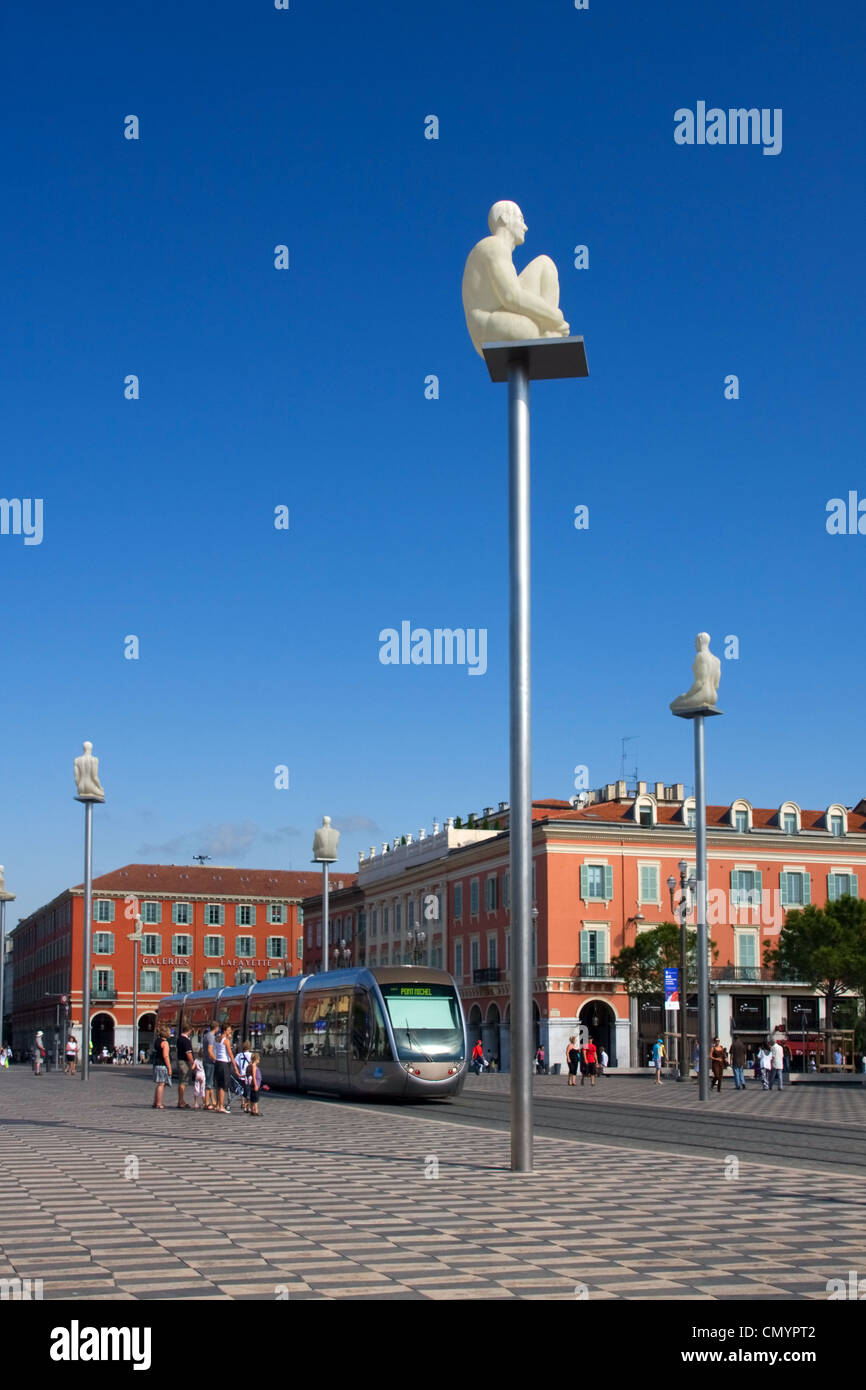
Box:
213;1024;237;1114
758;1045;772;1091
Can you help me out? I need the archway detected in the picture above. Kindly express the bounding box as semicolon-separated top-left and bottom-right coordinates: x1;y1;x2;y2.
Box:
137;1012;157;1063
91;1012;115;1059
483;1004;501;1071
579;999;617;1067
467;1005;483;1064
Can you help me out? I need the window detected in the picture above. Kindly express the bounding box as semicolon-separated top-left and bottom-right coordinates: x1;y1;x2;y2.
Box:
454;941;463;980
380;952;389;967
431;946;442;968
830;815;844;837
485;876;499;911
828;872;858;900
172;902;192;926
172;934;192;956
236;904;255;927
735;931;759;980
408;899;416;929
92;968;114;995
579;929;608;975
204;935;224;957
734;810;749;833
172;969;192;993
581;864;613;901
783;813;797;834
235;936;255;957
505;932;511;970
142;933;161;956
142;901;161;925
470;879;480;915
92;932;114;954
395;903;402;933
780;872;810;908
503;872;510;909
487;935;498;969
370;910;378;938
206;904;225;926
470;938;480;974
140;968;161;993
237;969;256;985
686;807;696;829
638;804;653;826
731;869;762;908
267;937;287;958
383;907;390;933
94;900;115;923
203;970;224;989
454;884;463;918
267;903;286;924
638;865;659;904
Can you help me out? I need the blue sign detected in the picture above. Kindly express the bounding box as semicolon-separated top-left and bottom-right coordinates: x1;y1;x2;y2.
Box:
664;968;679;1006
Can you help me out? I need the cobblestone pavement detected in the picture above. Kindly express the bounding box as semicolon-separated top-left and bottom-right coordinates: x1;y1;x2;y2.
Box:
0;1067;863;1301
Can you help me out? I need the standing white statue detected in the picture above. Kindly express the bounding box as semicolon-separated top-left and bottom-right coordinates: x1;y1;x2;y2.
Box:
670;633;721;713
73;741;105;801
312;815;340;863
462;201;570;359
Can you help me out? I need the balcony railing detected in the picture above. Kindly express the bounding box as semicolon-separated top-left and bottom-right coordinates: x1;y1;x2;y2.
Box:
91;987;116;1001
473;967;503;984
574;962;619;979
710;965;808;984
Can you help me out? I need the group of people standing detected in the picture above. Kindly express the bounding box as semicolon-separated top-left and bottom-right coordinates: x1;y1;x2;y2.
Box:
564;1036;606;1086
710;1037;788;1091
151;1021;263;1116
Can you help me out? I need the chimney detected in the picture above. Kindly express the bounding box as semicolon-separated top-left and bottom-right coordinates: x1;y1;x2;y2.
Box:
637;781;647;795
604;783;616;801
616;780;627;799
672;783;684;801
655;782;665;799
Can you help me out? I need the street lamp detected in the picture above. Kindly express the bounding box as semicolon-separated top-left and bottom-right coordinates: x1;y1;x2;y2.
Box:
406;929;427;966
794;1003;809;1074
73;740;106;1081
0;866;15;1051
127;917;144;1065
332;939;352;968
312;817;340;973
667;860;696;1081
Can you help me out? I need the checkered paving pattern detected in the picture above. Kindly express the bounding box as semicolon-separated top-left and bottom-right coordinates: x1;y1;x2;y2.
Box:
0;1067;864;1300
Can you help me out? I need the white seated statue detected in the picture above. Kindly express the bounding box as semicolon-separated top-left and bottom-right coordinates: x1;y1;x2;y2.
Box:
462;200;570;359
312;815;340;862
670;633;721;713
73;741;105;800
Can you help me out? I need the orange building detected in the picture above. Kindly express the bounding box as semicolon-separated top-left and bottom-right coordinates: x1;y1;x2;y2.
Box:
11;864;321;1060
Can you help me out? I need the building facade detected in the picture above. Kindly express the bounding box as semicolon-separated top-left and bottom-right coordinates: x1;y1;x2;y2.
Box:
11;864;322;1059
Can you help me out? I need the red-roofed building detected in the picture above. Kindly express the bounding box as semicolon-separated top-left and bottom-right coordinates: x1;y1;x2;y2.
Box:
10;864;324;1059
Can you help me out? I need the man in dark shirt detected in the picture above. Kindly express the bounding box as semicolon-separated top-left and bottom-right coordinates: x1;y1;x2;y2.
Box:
176;1026;194;1109
202;1022;217;1111
730;1036;748;1090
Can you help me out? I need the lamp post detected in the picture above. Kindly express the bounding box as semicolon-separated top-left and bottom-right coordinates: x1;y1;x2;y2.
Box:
0;867;15;1050
667;862;696;1081
794;1003;809;1075
332;938;352;969
127;917;144;1065
406;929;427;967
312;817;340;973
73;741;106;1082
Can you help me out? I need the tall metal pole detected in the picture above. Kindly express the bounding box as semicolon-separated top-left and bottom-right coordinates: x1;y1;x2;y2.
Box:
679;880;689;1080
132;931;139;1065
82;799;93;1082
694;715;710;1102
322;861;329;973
0;899;6;1049
508;356;533;1173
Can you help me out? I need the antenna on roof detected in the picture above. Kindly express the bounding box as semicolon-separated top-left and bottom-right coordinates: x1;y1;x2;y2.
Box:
620;735;638;786
192;854;212;866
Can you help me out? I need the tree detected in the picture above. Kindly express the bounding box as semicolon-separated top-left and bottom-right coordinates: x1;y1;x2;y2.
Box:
764;895;866;1056
611;922;716;995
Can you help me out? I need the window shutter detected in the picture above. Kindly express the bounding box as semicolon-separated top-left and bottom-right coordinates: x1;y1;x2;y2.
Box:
730;869;737;896
779;873;789;907
579;929;590;963
755;872;763;896
827;873;836;902
604;866;613;900
852;875;859;898
802;874;811;905
579;866;588;899
598;931;609;963
108;900;115;922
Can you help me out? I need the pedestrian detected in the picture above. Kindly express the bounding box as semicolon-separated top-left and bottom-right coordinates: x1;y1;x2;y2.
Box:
247;1052;263;1116
730;1036;747;1091
758;1043;772;1090
565;1035;580;1086
582;1037;598;1088
808;1052;817;1072
192;1058;206;1109
783;1044;792;1076
0;1045;8;1071
693;1041;700;1077
32;1031;46;1076
151;1027;172;1108
213;1022;237;1113
175;1023;195;1110
64;1035;79;1075
651;1036;665;1084
202;1019;218;1110
770;1038;785;1090
535;1045;546;1075
471;1039;485;1075
599;1046;608;1076
710;1037;727;1092
235;1038;253;1112
833;1047;843;1072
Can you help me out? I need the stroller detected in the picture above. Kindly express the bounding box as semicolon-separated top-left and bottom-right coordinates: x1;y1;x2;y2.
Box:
226;1071;246;1112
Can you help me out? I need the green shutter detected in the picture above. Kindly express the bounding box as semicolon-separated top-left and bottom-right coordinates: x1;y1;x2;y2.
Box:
827;873;836;902
853;875;859;898
580;866;588;899
108;900;115;922
579;930;590;963
730;870;738;896
604;866;613;900
803;874;811;905
779;873;789;907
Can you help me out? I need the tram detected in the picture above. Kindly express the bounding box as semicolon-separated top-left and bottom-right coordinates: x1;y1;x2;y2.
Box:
155;966;467;1099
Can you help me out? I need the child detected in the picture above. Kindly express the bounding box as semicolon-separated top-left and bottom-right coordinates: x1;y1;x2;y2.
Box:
192;1058;206;1109
247;1053;262;1116
235;1038;253;1112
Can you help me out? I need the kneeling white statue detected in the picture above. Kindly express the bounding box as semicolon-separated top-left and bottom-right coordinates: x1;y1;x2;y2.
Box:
670;633;721;713
462;200;570;359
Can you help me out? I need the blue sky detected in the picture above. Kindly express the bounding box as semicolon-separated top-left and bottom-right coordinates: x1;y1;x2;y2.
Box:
2;0;864;924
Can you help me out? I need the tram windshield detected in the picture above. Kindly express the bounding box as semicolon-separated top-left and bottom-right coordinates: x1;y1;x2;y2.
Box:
381;984;464;1062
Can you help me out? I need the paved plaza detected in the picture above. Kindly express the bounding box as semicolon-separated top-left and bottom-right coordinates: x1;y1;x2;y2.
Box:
0;1066;864;1300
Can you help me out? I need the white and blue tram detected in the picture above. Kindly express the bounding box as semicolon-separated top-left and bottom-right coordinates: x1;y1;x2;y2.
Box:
155;966;467;1099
